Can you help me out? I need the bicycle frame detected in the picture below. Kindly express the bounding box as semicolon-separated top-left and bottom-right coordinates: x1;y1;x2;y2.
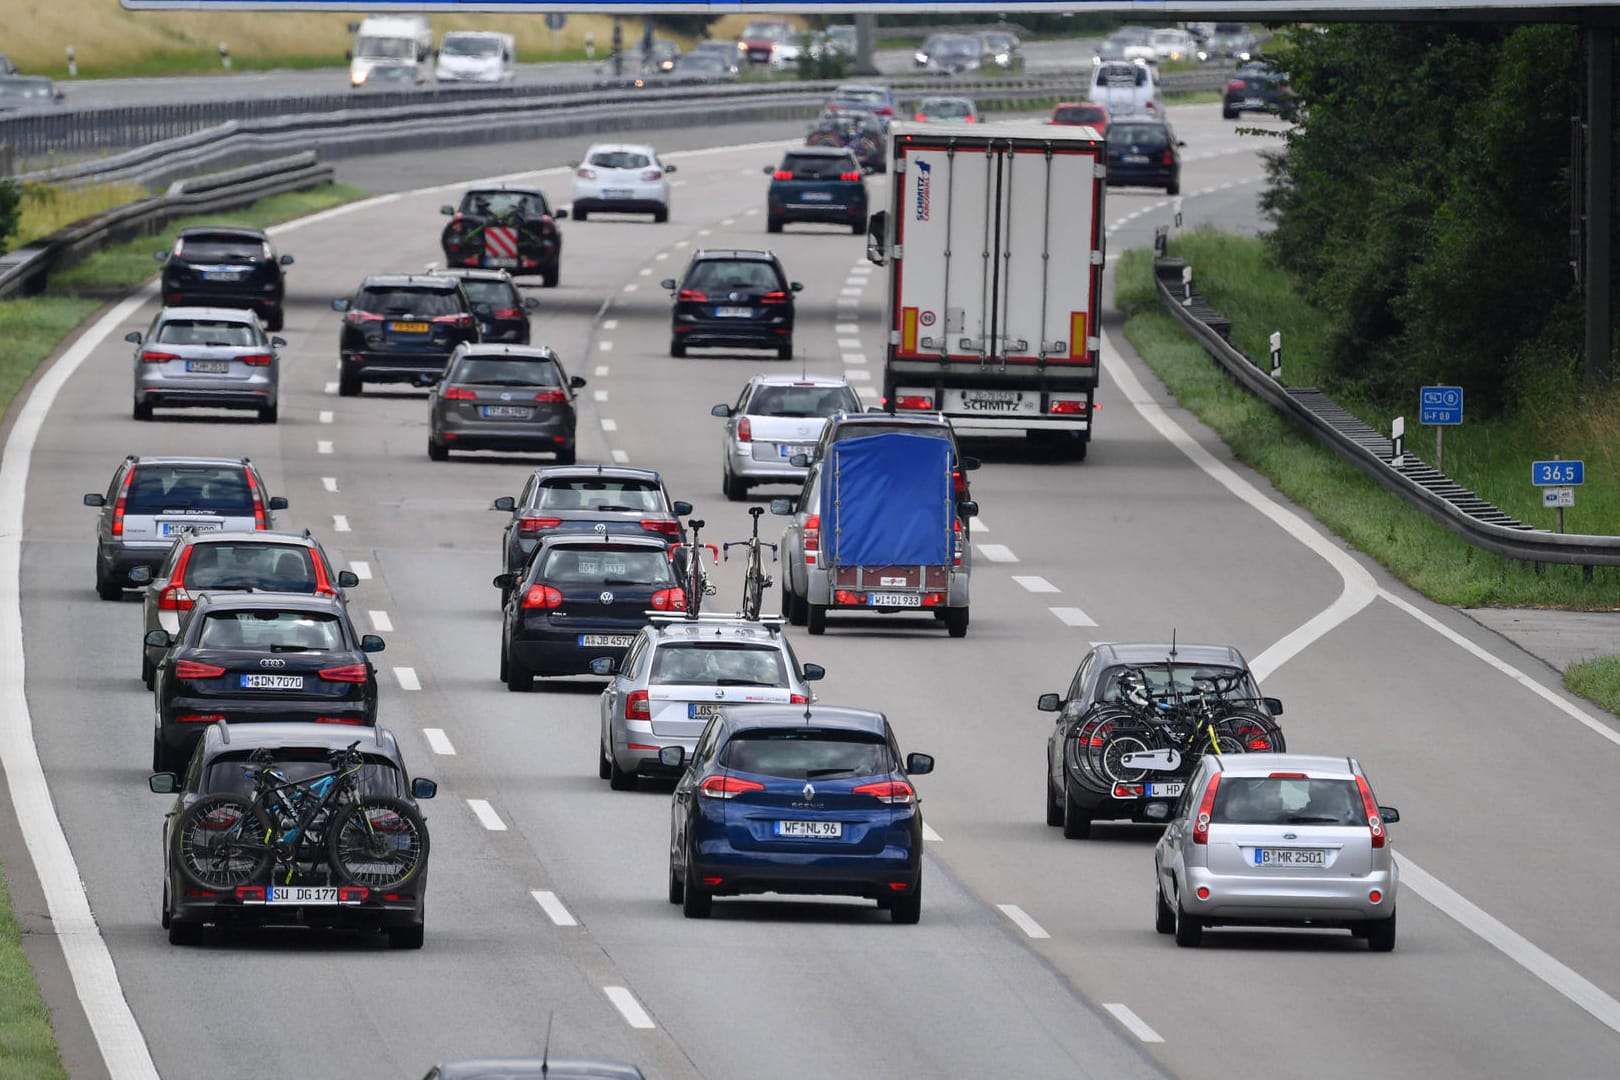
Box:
236;748;369;882
722;506;779;620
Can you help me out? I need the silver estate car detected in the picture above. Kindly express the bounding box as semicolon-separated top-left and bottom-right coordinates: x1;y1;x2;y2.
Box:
1154;753;1402;951
710;374;861;500
127;307;284;422
592;616;824;791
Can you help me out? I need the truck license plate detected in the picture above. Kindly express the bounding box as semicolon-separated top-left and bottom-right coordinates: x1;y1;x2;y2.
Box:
944;388;1040;415
868;592;922;607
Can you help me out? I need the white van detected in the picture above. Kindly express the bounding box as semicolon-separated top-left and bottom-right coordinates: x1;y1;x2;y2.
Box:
349;15;434;88
1088;59;1163;119
436;31;516;83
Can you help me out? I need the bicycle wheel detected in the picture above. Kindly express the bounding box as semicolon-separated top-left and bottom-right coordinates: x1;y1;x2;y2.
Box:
741;549;763;620
1216;709;1285;752
1073;706;1146;787
174;794;276;891
1100;729;1155;784
326;796;429;892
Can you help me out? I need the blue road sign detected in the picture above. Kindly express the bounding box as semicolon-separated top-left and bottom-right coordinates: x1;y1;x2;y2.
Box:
544;11;566;28
1419;385;1463;425
1531;460;1585;486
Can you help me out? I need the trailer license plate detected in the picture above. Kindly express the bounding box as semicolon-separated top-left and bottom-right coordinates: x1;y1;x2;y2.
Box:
579;634;633;647
688;702;722;719
185;360;230;374
240;674;304;690
715;307;751;318
264;885;339;904
1254;848;1327;867
868;592;922;607
775;820;842;838
944;388;1039;415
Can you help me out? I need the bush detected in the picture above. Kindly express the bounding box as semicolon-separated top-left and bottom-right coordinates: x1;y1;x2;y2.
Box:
0;178;20;250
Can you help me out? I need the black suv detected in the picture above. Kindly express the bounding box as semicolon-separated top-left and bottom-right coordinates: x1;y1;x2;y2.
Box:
435;268;538;344
157;226;294;331
439;187;566;287
331;275;481;396
766;146;870;234
1222;61;1291;119
659;249;801;359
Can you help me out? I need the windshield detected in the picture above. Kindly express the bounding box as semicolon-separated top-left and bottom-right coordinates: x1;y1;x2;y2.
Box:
651;644;788;687
920;99;973;119
1097;63;1146;87
934;37;979;57
356;36;414;60
1054;105;1107;125
457;280;520;307
684;259;783;292
0;80;53;100
748;384;857;417
448;357;561;387
178;237;263;263
198;611;345;652
721;730;894;779
742;22;791;41
442;36;501;57
678;55;727;71
460;191;547;219
536;546;673;586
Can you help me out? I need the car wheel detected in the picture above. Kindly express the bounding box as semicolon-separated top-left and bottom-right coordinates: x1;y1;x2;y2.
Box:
573;208;588;221
1364;910;1397;953
1173;892;1203;947
387;923;425;950
1061;781;1092;840
160;880;171;930
889;878;922;924
1222;105;1239;120
152;735;167;774
504;650;534;692
258;402;278;424
1045;772;1063;827
427;437;449;462
132;399;153;422
1166;176;1180;196
670;340;687;358
682;859;712;919
788;583;808;626
555;443;576;465
167;918;203;947
96;566;122;602
338;366;362;397
653;207;669;224
723;467;747;501
541;266;559;288
599;739;612;780
777;342;793;360
142;654;155;691
1155;880;1175;935
667;861;685;905
944;606;969;638
806;602;826;635
265;308;284;333
608;753;637;791
767;215;783;234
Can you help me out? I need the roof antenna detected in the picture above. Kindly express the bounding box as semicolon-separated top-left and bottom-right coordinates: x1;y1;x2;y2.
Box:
541;1010;554;1076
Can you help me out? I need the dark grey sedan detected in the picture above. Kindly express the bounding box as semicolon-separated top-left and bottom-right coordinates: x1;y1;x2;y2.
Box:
427;344;585;462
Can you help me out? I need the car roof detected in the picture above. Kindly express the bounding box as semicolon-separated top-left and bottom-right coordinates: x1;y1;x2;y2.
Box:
176;226;268;241
360;274;461;289
456;345;559;361
584;142;658;155
127;454;252;468
463;186;545;197
1210;753;1359;779
787;145;856;158
1093;642;1249;667
436;268;514;282
535;533;669;552
200;721;402;759
827;411;953;429
191;591;347;614
154;306;262;322
690;248;779;263
749;373;849;388
181;529;316;549
432;1060;644;1080
721;704;887;736
648;619;783;644
533;464;663;483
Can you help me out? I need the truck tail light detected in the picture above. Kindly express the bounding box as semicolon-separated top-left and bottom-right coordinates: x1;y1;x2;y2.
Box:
853;780;915;805
952;469;966;494
803;514;819;566
1049;399;1088;414
517;516;561;535
953;519;963;566
1191;774;1220;845
895;395;933;410
521;584;564;609
1355;774;1385;848
737;417;752;441
650;588;686;611
699;775;765;800
625;690;650;720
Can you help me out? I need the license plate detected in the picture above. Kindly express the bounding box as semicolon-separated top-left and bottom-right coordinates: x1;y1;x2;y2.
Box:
160;520;221;536
775;820;842;838
390;321;430;333
1254;848;1327;867
579;634;634;647
202;271;243;282
241;673;305;690
603;189;633;199
944;388;1040;415
185;360;230;374
1243;98;1264;107
714;306;752;318
1146;782;1184;798
480;405;533;418
263;885;340;904
801;191;834;202
1122;154;1150;164
484;257;517;268
777;443;815;458
868;592;922;607
688;702;722;719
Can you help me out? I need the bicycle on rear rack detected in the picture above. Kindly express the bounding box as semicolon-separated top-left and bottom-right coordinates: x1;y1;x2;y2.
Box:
722;506;779;621
676;518;718;618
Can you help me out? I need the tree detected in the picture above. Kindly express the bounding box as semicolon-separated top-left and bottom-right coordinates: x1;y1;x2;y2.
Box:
0;177;20;252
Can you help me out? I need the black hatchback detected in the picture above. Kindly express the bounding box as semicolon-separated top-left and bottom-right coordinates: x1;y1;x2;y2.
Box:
1222;61;1291;119
158;226;294;332
436;268;539;344
766;146;870;234
1105;118;1184;195
427;344;586;462
439;187;566;287
331;275;480;396
660;249;801;359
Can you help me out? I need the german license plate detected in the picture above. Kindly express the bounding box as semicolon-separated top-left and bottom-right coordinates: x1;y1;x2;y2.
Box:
868;592;922;607
185;360;230;374
1122;153;1150;164
1145;782;1184;798
202;271;243;281
1243;98;1264;108
603;188;633;199
390;321;430;333
715;306;752;318
777;443;815;458
241;673;304;690
801;191;834;201
688;702;722;719
161;520;220;536
484;257;517;268
579;634;633;647
480;405;533;418
944;388;1040;415
775;820;842;838
263;885;340;904
1254;848;1327;867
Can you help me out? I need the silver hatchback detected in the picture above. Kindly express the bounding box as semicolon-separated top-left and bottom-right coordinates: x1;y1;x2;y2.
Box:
710;374;861;500
1154;753;1402;950
128;307;283;422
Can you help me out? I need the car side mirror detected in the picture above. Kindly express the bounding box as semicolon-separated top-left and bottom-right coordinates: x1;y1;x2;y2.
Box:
962;456;981;471
525;296;540;310
148;773;178;794
801;663;825;682
659;278;677;291
905;752;934;776
1036;692;1062;712
770;497;796;516
144;629;173;649
359;634;385;653
267;496;288;511
345;48;352;61
958;501;978;519
491;496;516;512
658;745;685;769
331;298;351;312
788;453;809;468
124;331;142;344
411;777;438;799
671;500;693;516
154;251;167;263
1178;140;1187;147
570;375;587;389
83;493;105;507
337;570;360;589
762;164;776;175
664;163;677;173
590;657;617;676
866;210;889;266
279;253;294;266
493;572;517;590
440;205;455;215
790;282;803;292
1264;697;1284;716
129;565;153;585
553;208;568;220
1378;806;1400;824
711;404;732;417
271;336;287;348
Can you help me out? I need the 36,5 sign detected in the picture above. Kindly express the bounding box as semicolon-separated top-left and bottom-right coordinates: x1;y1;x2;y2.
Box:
1531;460;1585;486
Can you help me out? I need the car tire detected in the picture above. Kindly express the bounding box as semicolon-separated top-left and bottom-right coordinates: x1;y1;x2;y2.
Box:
96;566;122;602
944;606;969;638
1061;782;1092;840
788;584;808;627
427;437;449;462
806;601;826;635
574;208;588;221
338;366;362;397
670;340;687;358
555;443;576;465
667;861;685;905
258;402;278;424
152;735;169;774
1222;105;1239;120
142;654;155;691
1364;910;1397;953
167;917;203;947
608;754;637;791
1045;773;1063;827
387;923;425;950
723;467;748;501
132;399;153;421
889;879;922;924
682;860;712;919
160;881;171;930
599;739;613;780
504;650;534;692
1155;881;1175;935
1166;177;1181;196
653;207;669;224
542;266;559;288
1173;895;1203;947
777;342;793;360
767;216;783;234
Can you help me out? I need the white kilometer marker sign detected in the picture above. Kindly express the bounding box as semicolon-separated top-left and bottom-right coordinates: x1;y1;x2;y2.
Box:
467;799;507;831
1050;607;1098;628
317;440;333;455
332;515;351;533
530;890;578;927
321;477;338;493
611;450;630;464
394;667;420;691
368;610;393;632
1102;1004;1164;1044
997;904;1050;940
604;987;657;1029
318;411;333;424
975;543;1018;563
1013;575;1059;594
422;728;455;755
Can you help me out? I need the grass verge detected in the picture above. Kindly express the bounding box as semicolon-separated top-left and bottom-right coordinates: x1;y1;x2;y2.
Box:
1566;656;1620;717
0;869;68;1080
11;183;153;249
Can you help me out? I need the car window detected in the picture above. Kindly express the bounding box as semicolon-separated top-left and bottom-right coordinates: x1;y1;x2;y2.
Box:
651;644;787;687
1054;105;1107;125
721;730;894;779
177;236;263;263
537;479;661;511
186;543;315;591
747;385;857;417
1213;777;1367;826
1109;124;1171;150
920;99;973;119
203;750;402;798
1096;63;1146;87
198;611;345;651
622;633;650;679
354;288;460;317
588;150;653;170
442;35;501;57
692;719;723;771
685;259;783;292
1098;663;1252;702
1068;652;1096;701
155;319;260;347
457;279;520;307
125;465;252;514
461;191;549;218
537;546;673;586
450;357;561;387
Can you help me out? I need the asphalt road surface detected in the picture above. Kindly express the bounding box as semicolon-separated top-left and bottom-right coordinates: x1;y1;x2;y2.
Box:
16;103;1620;1080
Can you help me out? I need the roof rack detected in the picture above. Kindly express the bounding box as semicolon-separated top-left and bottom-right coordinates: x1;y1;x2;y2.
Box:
646;611;785;632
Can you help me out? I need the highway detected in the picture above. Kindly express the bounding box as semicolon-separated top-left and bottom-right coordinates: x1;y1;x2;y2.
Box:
15;103;1620;1079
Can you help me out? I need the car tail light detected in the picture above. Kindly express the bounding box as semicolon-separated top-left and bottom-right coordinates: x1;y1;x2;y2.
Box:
737;416;752;441
650;587;686;611
517;516;561;535
1368;889;1383;904
1113;783;1144;798
492;308;523;320
678;289;708;302
853;780;915;805
140;350;180;363
761;290;789;304
235;886;266;901
533;389;567;403
953;518;963;567
876;105;893;116
577;167;597;179
314;716;366;725
803;514;819;566
625;690;650;720
1227;80;1246;91
244;469;269;530
338;886;370;902
431;313;475;329
965;115;977;123
772;170;793;180
642;169;663;181
838;172;861;182
1145;100;1156;112
318;664;369;683
1355;774;1386;848
1191;774;1220;844
1160;149;1175;165
915;113;927;121
1049;399;1087;414
790;693;808;704
176;713;226;724
239;353;273;366
345;310;386;324
442;386;477;400
110;468;133;538
175;660;226;680
157;585;193;612
521;584;564;609
640;519;682;539
699;775;765;800
895;395;933;410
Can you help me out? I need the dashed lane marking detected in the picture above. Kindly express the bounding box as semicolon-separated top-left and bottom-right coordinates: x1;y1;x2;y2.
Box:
601;418;618;432
318;410;333;424
604;987;656;1029
922;822;943;842
599;340;614;351
467;799;507;831
595;365;610;377
997;904;1050;940
1013;575;1059;594
332;515;350;533
317;440;333;455
844;370;872;382
602;319;618;330
1103;1004;1164;1044
841;353;867;365
975;543;1018;563
654;252;668;260
368;610;393;632
394;667;420;691
622;283;638;293
638;268;652;277
423;728;455;755
321;477;338;493
1051;607;1098;628
531;890;578;927
348;561;371;580
835;323;860;334
837;338;861;349
839;287;863;297
611;449;630;464
324;381;338;395
594;390;609;402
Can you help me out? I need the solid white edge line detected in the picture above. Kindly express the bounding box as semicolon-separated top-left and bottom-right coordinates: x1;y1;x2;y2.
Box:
466;799;507;831
530;889;579;927
394;667;421;691
603;986;657;1029
996;904;1050;940
368;610;393;633
1102;1003;1165;1044
422;728;455;755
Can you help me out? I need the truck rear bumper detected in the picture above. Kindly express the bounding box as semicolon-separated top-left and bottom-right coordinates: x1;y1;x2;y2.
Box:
945;415;1091;433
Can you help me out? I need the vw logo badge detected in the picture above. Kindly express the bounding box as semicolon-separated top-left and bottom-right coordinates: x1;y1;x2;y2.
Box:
259;658;286;668
802;782;816;801
599;591;614;605
714;688;725;699
500;392;512;401
593;522;607;533
730;292;743;301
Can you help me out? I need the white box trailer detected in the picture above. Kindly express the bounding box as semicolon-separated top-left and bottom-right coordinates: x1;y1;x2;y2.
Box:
866;121;1106;459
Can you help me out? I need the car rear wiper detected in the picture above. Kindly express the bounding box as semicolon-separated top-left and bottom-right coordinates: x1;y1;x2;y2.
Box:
600;577;652;586
268;644;314;653
1283;814;1345;824
805;768;858;778
715;678;778;687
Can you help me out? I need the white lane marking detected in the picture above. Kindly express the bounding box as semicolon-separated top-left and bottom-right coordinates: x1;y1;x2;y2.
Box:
332;514;351;533
721;217;736;225
1013;575;1059;594
599;340;614;351
1102;1004;1164;1044
835;323;860;334
611;449;630;464
969;515;987;533
349;560;372;580
422;728;456;756
675;239;690;248
922;822;943;843
744;208;760;216
837;337;861;348
467;799;507;831
594;390;609;403
1050;607;1098;628
841;352;867;365
595;365;610;377
844;369;872;382
394;667;421;691
368;610;393;633
321;477;338;493
654;252;668;261
997;904;1050;940
0;286;162;1080
601;418;618;432
622;283;637;293
602;319;619;330
837;298;860;309
317;440;333;455
604;986;657;1029
638;268;652;277
975;543;1018;563
839;287;863;297
324;381;338;395
531;889;578;927
699;228;712;236
849;263;872;273
318;410;333;424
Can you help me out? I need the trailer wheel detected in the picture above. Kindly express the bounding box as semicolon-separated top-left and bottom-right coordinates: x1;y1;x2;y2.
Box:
944;606;969;638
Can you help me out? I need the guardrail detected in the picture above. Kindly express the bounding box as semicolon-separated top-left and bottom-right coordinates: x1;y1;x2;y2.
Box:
0;152;332;301
1153;255;1620;567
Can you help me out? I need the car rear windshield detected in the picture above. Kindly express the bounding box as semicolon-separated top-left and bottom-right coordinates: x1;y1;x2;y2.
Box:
1109;124;1171;149
721;730;894;779
457;279;520;308
450;357;561;386
749;384;858;417
198;611;345;651
684;259;783;292
833;89;887;107
178;236;263;263
354;288;461;317
536;479;662;511
155;319;260;347
1053;105;1106;125
1097;63;1147;87
1212;777;1368;827
1098;664;1253;702
588;150;652;170
442;35;500;57
460;191;548;218
537;546;673;586
780;152;857;180
125;466;253;514
742;22;790;40
185;543;316;591
920;99;973;119
651;643;787;687
204;750;401;797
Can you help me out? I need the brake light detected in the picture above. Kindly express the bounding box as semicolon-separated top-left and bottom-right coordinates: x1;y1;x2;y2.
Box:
772;170;793;180
533;389;567;403
1268;772;1308;779
953;518;963;567
737;416;752;441
442;386;477;400
491;308;523;320
761;291;789;304
176;713;226;724
876;105;893;116
517;516;561;535
345;310;386;325
1355;774;1385;848
650;587;686;611
140;350;180;364
625;690;650;720
952;469;966;494
157;585;193;612
678;289;708;302
110;468;133;538
915;113;926;121
699;775;765;800
642;169;663;181
577;167;597;179
1113;783;1144;798
640;519;682;539
965;115;977;123
521;584;564;609
895;395;933;410
838;172;861;182
244;469;268;530
1227;80;1246;91
318;664;369;683
315;716;366;725
235;886;265;901
1191;774;1220;845
790;693;808;704
430;313;475;328
238;353;273;366
175;660;226;680
854;780;915;805
803;514;819;566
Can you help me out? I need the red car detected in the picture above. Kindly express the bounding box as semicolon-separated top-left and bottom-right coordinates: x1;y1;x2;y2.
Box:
1051;101;1110;134
736;19;795;65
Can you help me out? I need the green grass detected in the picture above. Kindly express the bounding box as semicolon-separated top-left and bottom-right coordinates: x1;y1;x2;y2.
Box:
0;870;68;1080
1566;655;1620;717
0;297;102;417
10;183;153;250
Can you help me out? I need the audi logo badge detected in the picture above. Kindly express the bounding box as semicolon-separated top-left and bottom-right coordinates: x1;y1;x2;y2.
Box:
259;658;287;668
599;591;614;605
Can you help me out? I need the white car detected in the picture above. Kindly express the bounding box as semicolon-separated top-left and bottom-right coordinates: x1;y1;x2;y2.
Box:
770;31;825;70
710;374;863;500
570;143;675;223
1149;28;1198;63
1089;60;1163;120
436;31;516;83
